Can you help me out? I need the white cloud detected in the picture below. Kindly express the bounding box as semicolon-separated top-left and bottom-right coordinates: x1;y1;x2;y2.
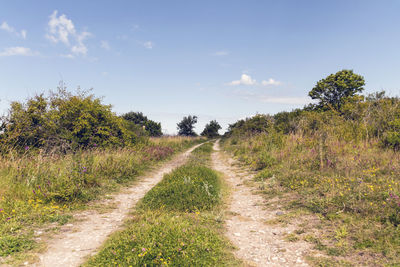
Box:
143;41;154;49
0;21;27;39
60;53;75;59
213;50;229;56
46;10;91;56
0;46;38;57
100;40;110;50
227;74;282;87
228;74;257;86
261;78;281;86
21;30;27;39
259;96;310;105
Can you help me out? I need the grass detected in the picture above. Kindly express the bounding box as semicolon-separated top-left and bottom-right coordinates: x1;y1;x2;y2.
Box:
84;141;241;266
222;132;400;266
0;136;202;262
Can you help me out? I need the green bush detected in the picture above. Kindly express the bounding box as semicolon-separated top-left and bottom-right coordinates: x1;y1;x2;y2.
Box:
383;118;400;150
0;88;137;152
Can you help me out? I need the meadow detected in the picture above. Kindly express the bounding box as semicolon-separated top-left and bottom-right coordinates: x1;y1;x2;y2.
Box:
84;142;240;266
0;136;201;260
222;101;400;266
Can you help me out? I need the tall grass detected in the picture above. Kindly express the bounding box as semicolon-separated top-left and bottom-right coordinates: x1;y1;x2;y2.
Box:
0;137;202;259
223;133;400;265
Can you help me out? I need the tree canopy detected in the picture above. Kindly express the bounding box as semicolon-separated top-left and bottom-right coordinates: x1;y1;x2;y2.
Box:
177;115;198;136
122;111;162;137
1;89;136;152
308;69;365;111
201;120;221;138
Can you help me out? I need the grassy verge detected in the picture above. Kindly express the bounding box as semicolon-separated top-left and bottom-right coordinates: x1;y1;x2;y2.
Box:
222;133;400;266
0;137;203;262
84;141;241;266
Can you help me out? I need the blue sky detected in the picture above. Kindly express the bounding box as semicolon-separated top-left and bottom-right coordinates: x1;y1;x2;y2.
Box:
1;0;399;134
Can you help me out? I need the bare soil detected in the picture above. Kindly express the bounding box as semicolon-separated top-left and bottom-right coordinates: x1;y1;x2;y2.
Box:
212;140;311;266
28;144;203;267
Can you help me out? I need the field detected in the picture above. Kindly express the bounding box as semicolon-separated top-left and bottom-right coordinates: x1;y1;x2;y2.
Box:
0;136;202;261
222;131;400;266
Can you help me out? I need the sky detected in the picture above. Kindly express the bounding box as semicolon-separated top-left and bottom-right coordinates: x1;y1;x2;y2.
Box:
1;0;400;134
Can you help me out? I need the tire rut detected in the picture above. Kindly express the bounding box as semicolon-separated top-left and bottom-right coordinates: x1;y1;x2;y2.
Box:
212;140;310;267
32;143;203;267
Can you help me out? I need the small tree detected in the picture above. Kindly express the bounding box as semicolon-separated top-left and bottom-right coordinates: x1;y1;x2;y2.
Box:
177;115;198;136
201;120;221;138
122;111;162;137
308;69;365;111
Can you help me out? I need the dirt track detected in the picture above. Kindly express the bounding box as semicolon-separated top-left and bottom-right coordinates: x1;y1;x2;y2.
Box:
32;144;203;267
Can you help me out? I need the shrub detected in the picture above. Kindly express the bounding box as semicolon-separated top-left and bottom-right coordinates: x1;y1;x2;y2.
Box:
1;88;136;152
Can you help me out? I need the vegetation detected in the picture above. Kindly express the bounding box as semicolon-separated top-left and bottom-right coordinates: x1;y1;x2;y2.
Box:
122;111;163;137
201;120;222;138
0;85;204;263
0;136;200;261
177;115;198;136
0;87;140;153
84;142;240;266
308;69;365;111
222;70;400;265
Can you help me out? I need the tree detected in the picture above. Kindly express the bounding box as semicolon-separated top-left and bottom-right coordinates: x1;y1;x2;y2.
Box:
122;111;162;137
308;69;365;111
144;120;162;137
201;120;221;138
177;115;198;136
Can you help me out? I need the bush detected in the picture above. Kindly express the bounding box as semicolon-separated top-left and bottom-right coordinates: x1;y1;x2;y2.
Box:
1;88;136;152
383;118;400;150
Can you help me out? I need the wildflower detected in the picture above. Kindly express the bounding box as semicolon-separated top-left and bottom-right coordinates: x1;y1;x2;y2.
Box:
0;208;3;213
33;189;36;195
25;146;29;150
82;167;87;173
142;248;146;252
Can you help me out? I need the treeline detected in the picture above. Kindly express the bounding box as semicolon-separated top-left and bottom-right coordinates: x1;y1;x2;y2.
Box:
226;69;400;150
0;84;223;153
0;86;161;153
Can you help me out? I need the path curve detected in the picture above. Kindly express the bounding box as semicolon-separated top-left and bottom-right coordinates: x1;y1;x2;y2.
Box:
212;140;309;267
34;143;203;267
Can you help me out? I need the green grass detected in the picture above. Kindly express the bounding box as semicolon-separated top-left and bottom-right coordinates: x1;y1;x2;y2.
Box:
84;141;241;266
84;210;237;267
0;137;202;262
222;133;400;266
139;164;221;212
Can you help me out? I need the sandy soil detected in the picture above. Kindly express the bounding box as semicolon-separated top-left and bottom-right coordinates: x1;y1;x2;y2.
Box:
212;140;310;266
29;143;203;267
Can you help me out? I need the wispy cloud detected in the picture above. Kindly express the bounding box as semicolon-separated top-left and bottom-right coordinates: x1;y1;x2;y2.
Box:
0;46;38;57
233;89;311;105
227;74;257;86
0;21;27;39
100;40;110;50
46;10;91;57
132;24;140;31
258;96;310;104
213;50;229;56
261;78;281;86
227;74;282;87
142;41;154;49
